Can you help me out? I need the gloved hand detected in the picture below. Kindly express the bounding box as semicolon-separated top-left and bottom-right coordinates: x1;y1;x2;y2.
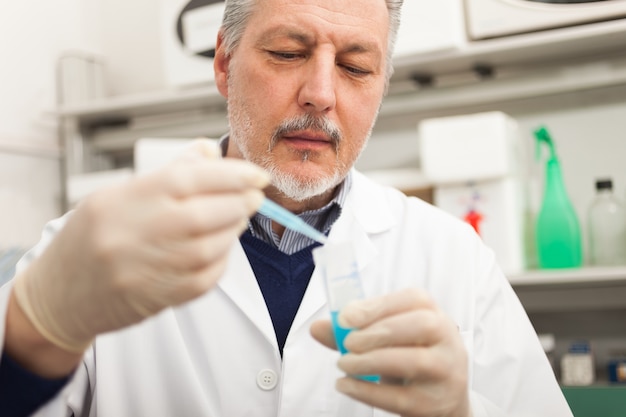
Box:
310;288;471;417
13;140;269;353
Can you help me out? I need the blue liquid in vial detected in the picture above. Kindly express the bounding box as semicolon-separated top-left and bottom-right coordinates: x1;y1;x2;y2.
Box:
331;311;380;383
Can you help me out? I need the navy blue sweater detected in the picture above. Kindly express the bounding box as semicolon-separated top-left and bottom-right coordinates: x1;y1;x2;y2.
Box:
0;353;70;417
239;231;320;355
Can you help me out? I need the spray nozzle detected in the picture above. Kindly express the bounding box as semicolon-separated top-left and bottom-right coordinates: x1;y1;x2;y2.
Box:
533;126;558;161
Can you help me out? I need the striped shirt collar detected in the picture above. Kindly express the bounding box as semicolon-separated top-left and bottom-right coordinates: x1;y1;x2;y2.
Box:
219;134;351;254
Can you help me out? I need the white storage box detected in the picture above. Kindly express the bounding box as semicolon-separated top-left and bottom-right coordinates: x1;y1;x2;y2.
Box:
419;111;519;184
134;138;196;174
134;137;224;175
393;0;466;58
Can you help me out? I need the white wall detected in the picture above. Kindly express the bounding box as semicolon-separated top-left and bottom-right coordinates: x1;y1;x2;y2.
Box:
0;0;165;145
0;0;101;144
0;152;62;247
0;0;180;248
0;0;102;247
88;0;166;95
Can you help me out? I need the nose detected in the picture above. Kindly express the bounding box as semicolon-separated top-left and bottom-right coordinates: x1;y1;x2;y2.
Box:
297;54;337;114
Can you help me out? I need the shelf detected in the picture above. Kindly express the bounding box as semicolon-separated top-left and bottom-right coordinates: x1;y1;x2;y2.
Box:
510;266;626;288
391;17;626;80
58;84;225;125
56;18;626;128
0;138;62;158
382;59;626;122
510;267;626;313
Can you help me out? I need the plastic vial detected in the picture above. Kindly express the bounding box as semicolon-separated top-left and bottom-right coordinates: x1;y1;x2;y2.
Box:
587;178;626;266
312;242;379;383
561;341;595;386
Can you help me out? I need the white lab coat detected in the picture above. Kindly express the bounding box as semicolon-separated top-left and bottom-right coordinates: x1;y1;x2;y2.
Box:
0;170;573;417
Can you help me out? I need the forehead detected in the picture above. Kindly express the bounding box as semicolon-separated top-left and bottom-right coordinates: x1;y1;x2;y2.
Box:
243;0;389;51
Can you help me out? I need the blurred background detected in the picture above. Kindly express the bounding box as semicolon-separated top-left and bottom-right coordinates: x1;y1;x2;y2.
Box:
2;1;626;414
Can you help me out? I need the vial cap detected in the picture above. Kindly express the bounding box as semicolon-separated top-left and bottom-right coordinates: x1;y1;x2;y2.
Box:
595;178;613;191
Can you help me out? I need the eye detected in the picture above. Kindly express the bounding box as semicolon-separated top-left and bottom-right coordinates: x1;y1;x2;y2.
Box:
269;51;303;60
340;64;371;76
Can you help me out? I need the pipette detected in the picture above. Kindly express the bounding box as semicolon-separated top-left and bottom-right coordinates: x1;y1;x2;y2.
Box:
257;198;328;244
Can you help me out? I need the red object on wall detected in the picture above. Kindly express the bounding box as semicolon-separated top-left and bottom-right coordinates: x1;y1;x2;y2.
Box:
464;209;484;236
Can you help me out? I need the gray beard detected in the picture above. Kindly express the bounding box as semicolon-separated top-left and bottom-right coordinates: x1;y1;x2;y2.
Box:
229;110;347;202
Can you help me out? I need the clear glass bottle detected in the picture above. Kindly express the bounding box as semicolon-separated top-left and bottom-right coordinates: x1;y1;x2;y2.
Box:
587;178;626;266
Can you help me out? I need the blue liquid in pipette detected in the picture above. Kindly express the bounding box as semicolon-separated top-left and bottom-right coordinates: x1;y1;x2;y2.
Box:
258;198;328;244
331;311;380;383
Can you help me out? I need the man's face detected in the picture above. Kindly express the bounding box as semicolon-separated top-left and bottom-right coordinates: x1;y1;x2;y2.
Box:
215;0;389;207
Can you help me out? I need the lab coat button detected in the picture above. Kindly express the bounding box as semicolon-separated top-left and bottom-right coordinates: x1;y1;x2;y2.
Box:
256;369;278;390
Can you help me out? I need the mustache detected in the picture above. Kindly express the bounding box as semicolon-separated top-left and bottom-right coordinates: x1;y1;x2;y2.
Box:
269;114;342;151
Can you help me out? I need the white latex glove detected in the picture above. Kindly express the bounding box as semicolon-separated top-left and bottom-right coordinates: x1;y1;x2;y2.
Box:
310;288;471;417
13;140;269;353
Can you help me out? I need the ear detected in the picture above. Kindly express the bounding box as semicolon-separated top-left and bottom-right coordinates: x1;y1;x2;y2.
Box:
214;30;230;99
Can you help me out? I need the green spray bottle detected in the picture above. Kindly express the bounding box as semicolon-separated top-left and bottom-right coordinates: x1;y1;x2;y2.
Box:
533;126;583;269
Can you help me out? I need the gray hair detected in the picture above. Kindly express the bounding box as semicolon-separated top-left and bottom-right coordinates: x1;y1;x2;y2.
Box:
220;0;404;88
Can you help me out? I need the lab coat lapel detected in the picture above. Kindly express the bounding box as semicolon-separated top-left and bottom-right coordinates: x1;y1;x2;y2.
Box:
290;209;377;333
217;242;277;349
290;171;395;332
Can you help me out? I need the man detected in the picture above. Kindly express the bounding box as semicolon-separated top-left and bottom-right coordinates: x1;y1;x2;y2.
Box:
0;0;573;416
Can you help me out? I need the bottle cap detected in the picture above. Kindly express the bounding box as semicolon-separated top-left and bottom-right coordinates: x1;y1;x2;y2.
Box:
595;178;613;191
568;341;592;354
